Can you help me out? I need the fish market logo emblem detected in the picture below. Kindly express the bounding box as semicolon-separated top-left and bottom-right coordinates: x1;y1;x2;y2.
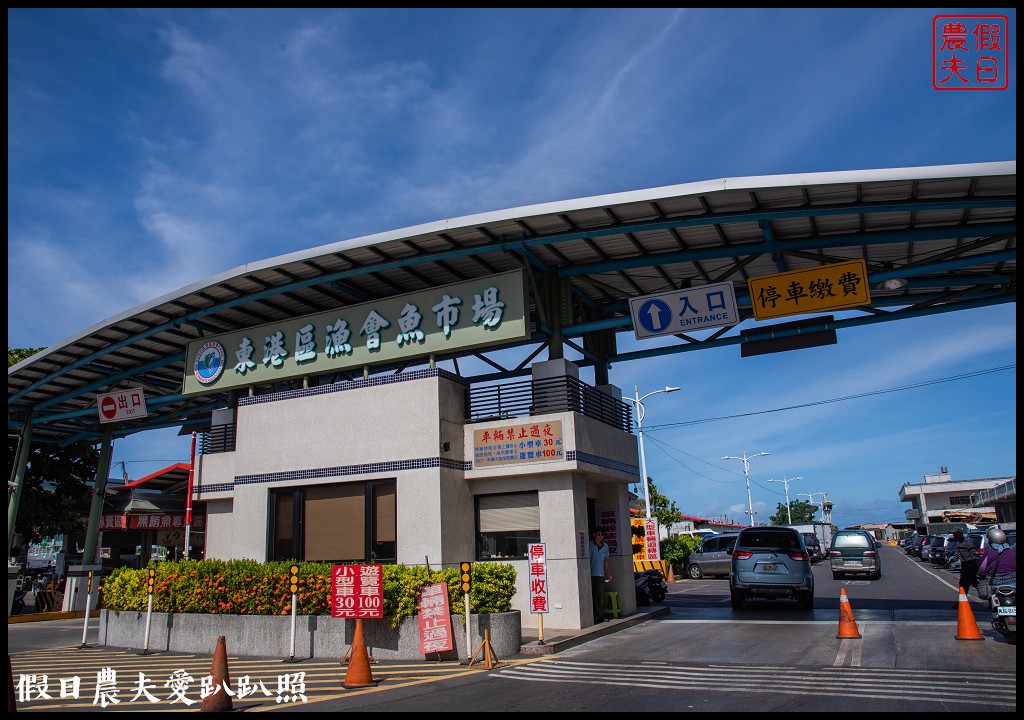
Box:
194;341;226;385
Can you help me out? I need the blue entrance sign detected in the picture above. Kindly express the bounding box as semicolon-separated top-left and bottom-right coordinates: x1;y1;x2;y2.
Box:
628;282;740;340
635;299;673;335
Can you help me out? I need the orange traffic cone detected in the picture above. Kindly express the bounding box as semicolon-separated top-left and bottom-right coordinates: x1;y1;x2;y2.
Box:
342;619;379;689
955;586;984;641
200;636;233;712
667;565;675;583
836;588;862;639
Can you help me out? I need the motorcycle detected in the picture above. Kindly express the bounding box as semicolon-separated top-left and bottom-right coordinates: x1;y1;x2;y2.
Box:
989;580;1016;644
634;569;668;605
10;586;28;615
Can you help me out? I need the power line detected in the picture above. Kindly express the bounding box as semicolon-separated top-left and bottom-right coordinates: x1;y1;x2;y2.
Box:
645;364;1014;432
643;434;742;484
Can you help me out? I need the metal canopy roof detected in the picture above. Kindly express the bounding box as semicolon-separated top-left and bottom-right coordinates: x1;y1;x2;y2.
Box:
8;161;1016;447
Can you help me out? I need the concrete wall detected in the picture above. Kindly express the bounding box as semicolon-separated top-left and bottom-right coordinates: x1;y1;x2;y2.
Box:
203;499;235;561
98;609;522;661
233;378;448;473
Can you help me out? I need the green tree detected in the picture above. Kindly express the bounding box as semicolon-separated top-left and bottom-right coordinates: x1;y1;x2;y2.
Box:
8;346;45;367
769;499;819;525
643;477;698;570
646;477;681;532
9;346;96;549
12;442;97;545
661;533;701;575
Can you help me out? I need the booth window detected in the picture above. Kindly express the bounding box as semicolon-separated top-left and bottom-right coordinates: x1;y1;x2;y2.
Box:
269;479;396;563
476;491;540;559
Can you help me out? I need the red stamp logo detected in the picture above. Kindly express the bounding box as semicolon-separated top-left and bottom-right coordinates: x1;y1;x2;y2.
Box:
933;15;1009;90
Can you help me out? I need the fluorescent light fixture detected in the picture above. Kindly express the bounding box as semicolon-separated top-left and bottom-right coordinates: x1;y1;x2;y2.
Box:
877;278;908;291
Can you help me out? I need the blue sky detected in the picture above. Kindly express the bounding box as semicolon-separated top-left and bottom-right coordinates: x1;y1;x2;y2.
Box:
8;9;1017;526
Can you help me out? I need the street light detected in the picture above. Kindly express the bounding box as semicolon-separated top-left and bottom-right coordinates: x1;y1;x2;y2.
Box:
721;451;770;528
624;385;680;519
768;476;803;524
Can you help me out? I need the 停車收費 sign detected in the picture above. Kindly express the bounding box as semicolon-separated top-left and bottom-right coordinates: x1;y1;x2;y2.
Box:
747;260;871;321
182;270;528;394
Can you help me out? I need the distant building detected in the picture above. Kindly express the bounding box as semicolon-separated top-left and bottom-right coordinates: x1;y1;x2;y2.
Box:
846;522;895;541
668;514;745;537
898;469;1005;533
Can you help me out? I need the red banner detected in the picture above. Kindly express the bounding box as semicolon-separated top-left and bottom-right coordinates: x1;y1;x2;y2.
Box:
331;564;384;619
527;543;549;614
98;513;206;531
417;582;453;654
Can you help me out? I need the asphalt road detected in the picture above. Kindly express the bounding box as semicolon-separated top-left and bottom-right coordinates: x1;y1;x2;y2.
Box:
8;544;1016;712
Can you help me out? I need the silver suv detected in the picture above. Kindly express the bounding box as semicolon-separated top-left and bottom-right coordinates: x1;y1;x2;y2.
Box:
729;526;814;610
686;534;738;579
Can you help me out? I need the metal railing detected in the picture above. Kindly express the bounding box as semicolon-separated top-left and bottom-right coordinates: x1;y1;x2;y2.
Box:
201;423;237;455
971;477;1016;507
466;376;633;432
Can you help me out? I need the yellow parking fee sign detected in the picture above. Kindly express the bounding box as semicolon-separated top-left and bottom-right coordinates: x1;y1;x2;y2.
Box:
748;259;871;321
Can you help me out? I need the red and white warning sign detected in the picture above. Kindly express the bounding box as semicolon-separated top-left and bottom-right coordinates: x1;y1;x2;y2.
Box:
96;387;149;424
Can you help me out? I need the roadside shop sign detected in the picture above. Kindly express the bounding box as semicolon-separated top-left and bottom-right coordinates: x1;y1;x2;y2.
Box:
331;564;383;619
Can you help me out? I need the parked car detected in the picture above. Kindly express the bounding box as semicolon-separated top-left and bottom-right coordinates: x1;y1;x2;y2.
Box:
938;534;960;566
729;526;813;610
801;533;826;562
686;533;738;579
926;534;951;564
906;534;926;557
829;529;882;579
917;534;940;561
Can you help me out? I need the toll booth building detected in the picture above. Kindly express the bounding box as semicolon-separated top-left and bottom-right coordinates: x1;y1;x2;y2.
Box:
197;358;640;629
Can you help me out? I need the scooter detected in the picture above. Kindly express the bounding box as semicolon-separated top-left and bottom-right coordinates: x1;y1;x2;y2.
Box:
10;587;28;615
989;580;1016;644
634;569;668;605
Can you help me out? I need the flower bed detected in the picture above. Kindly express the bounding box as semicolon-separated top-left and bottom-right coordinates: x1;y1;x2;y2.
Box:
101;559;516;627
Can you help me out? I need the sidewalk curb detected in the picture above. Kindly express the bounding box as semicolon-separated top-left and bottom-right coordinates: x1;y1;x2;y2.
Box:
8;611;86;624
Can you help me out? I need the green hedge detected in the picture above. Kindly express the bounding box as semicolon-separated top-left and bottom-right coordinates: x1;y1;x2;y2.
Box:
102;559;516;628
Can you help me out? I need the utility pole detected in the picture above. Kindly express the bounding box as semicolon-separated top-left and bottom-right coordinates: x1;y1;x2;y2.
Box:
798;492;831;523
797;492;821;521
820;492;833;524
721;451;770;528
768;476;802;524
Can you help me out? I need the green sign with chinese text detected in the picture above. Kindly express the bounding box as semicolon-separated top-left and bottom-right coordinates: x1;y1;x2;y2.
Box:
182;270;528;394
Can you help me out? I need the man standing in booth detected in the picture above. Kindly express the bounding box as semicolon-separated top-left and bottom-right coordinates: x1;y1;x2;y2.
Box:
590;528;612;624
